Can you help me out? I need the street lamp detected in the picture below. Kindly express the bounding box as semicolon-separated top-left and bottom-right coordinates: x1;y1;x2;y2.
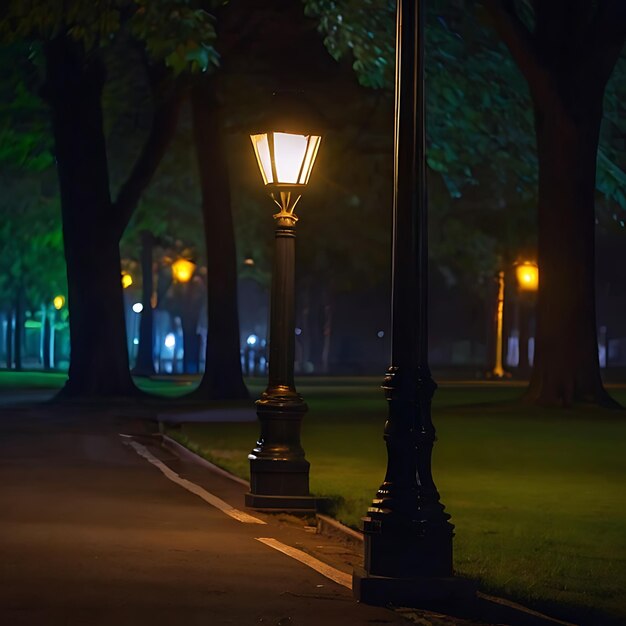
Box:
171;258;196;283
516;261;539;292
121;271;133;289
515;261;538;374
353;0;474;607
52;295;65;311
245;114;322;512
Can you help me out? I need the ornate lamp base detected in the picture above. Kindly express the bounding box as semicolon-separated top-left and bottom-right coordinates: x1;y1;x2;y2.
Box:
353;566;477;607
245;492;317;513
246;396;317;513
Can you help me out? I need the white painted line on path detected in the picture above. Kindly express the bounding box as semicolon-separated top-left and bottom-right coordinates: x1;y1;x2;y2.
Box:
256;537;352;590
121;436;266;525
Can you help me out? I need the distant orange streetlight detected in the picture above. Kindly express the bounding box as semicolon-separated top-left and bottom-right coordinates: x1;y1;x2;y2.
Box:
171;258;196;283
121;271;133;289
516;261;539;292
53;295;65;310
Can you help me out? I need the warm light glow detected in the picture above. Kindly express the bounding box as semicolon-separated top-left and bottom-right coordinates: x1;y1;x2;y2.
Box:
171;258;196;283
516;262;539;292
250;132;321;186
274;133;308;183
132;302;143;314
53;295;65;310
121;272;133;289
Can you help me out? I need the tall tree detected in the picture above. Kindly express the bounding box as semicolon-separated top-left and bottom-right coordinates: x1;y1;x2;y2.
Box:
1;1;219;397
190;78;249;399
306;0;626;406
483;0;626;406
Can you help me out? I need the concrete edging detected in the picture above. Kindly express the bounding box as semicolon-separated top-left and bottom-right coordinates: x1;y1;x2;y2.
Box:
158;431;364;542
158;433;250;488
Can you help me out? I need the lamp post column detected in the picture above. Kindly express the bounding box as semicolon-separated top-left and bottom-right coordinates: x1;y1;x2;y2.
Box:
246;210;315;512
492;270;506;378
353;0;474;607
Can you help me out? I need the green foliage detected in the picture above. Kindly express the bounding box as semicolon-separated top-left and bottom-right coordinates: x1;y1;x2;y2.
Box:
0;0;228;308
304;0;395;89
0;43;65;310
130;0;223;75
304;0;626;289
598;55;626;233
305;0;536;197
0;0;222;75
0;44;52;172
0;179;66;309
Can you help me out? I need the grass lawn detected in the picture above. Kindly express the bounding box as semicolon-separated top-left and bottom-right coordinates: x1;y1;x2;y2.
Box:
169;379;626;626
0;370;197;398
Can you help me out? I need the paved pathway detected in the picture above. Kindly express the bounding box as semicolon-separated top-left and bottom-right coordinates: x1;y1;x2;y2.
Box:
0;406;414;626
0;403;576;626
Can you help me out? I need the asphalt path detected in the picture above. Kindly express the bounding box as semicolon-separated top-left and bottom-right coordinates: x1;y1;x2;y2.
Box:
0;406;416;626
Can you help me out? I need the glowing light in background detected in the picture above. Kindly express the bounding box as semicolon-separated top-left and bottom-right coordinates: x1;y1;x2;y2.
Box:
53;295;65;310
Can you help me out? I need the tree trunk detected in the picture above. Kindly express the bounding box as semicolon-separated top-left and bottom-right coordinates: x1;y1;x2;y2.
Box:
525;91;617;407
190;78;248;400
133;230;156;376
44;36;136;398
517;296;531;377
43;309;52;370
320;298;333;375
5;309;13;369
181;308;199;375
14;287;24;371
39;304;46;366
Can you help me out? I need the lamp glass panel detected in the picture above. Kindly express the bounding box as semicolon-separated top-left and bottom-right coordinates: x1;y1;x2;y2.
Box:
274;132;308;184
299;135;321;184
250;134;273;184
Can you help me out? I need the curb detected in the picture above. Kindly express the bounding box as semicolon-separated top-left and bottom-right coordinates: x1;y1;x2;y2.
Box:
316;513;363;546
158;432;362;541
158;433;250;488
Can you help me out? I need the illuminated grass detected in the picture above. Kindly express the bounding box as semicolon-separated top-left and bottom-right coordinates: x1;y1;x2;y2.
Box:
169;381;626;625
0;371;197;397
0;371;69;389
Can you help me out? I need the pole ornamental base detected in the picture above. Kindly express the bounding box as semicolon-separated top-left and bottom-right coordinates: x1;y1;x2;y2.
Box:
353;566;477;608
245;492;317;513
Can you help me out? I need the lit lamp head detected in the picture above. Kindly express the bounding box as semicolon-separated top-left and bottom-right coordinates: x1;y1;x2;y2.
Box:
250;95;322;220
53;295;65;310
171;258;196;283
516;262;539;292
121;271;133;289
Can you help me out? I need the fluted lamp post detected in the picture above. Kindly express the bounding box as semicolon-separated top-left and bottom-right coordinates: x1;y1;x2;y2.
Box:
353;0;475;607
246;122;321;512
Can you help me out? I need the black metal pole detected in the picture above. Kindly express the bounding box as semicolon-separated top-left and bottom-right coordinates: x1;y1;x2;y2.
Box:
353;0;473;607
246;211;315;512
